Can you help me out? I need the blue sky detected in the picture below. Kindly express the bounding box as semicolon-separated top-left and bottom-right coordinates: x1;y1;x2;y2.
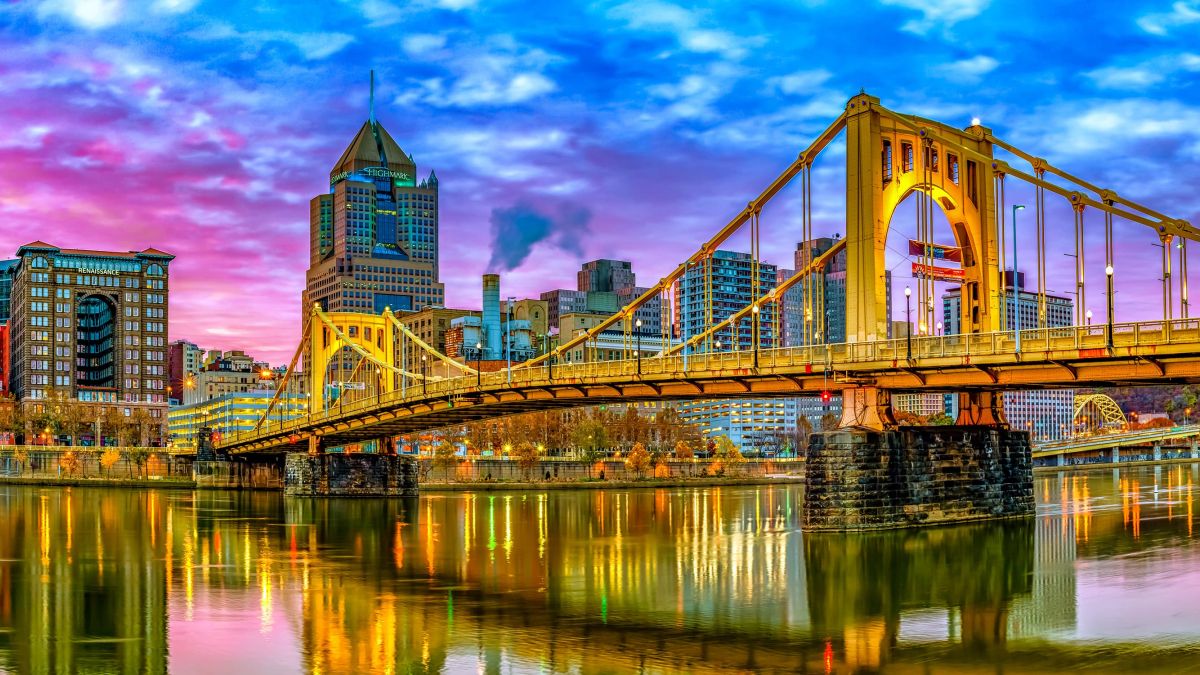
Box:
1;0;1198;359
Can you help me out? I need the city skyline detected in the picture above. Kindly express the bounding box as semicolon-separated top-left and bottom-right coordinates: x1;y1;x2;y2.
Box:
2;1;1199;362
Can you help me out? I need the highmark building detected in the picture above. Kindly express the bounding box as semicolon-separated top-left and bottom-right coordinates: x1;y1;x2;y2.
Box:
302;110;444;322
7;241;173;442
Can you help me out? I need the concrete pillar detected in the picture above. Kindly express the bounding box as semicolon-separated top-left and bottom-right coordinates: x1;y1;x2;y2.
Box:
1056;453;1066;467
1154;444;1162;462
1111;447;1120;464
1191;439;1198;459
284;452;417;496
803;426;1033;530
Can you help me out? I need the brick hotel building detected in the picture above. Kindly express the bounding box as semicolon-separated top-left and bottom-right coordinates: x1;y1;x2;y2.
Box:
8;242;173;440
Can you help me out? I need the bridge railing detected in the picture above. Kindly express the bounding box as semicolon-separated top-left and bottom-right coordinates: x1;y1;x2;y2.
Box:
222;319;1200;448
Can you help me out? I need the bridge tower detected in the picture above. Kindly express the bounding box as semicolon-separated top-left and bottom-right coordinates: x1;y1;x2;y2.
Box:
307;306;398;413
841;93;1006;427
844;92;1002;340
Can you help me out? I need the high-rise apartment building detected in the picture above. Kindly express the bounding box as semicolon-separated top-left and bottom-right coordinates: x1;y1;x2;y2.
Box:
786;237;892;346
168;339;204;401
578;259;636;294
942;270;1074;441
8;241;172;439
302;109;444;323
674;250;778;350
669;249;802;451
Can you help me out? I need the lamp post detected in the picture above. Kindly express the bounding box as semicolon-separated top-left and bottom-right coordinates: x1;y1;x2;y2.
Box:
475;342;482;389
506;296;515;385
1086;309;1093;326
904;286;912;360
751;304;760;369
635;318;643;374
421;355;427;396
1106;264;1115;349
1012;204;1026;353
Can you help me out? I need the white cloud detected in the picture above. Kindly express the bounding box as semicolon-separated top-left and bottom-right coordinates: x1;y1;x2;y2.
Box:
692;93;847;148
1086;53;1200;90
1010;99;1200;158
190;23;355;60
395;37;559;107
878;0;989;35
929;55;999;83
402;33;447;55
340;0;474;25
647;62;742;121
348;0;404;26
151;0;198;12
36;0;125;29
767;69;832;95
1138;1;1200;35
606;0;765;58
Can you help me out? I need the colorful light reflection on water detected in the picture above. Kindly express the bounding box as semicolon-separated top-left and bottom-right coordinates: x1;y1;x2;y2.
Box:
0;464;1199;673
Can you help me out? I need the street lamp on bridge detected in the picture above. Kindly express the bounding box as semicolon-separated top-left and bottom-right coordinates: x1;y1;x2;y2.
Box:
1106;264;1115;350
635;318;643;375
1086;309;1093;326
1012;204;1026;353
476;342;482;389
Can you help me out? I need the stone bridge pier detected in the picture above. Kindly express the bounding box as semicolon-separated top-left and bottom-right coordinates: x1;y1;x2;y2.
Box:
284;436;418;497
804;388;1034;530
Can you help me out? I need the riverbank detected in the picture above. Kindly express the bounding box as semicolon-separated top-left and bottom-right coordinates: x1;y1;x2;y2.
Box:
1034;455;1200;473
422;475;805;491
0;475;196;488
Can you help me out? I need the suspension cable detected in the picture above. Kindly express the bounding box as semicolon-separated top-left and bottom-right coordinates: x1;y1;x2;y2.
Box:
385;311;477;374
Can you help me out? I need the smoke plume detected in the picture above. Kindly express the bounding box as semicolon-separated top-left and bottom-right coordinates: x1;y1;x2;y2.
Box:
486;200;591;272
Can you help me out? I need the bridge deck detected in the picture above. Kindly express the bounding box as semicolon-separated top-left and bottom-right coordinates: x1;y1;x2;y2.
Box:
221;320;1200;452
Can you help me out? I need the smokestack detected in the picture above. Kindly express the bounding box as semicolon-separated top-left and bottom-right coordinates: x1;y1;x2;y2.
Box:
483;274;501;358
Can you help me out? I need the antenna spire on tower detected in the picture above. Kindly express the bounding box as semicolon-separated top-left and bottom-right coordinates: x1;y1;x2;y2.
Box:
369;69;376;125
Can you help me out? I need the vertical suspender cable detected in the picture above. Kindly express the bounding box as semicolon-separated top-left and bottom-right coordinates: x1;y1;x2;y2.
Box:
1074;205;1085;326
1182;238;1190;319
998;173;1007;331
1163;235;1173;321
1035;171;1047;328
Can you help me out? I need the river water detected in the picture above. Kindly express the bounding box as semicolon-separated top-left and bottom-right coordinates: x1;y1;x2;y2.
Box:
1;464;1199;673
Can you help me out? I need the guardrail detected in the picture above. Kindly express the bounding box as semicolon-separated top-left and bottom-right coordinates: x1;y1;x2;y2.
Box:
222;319;1200;448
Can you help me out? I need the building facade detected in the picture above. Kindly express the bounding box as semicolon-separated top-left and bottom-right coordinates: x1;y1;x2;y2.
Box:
167;339;204;402
302;114;444;324
677;398;800;455
789;236;892;345
8;242;172;437
167;390;308;449
673;249;779;351
942;270;1074;441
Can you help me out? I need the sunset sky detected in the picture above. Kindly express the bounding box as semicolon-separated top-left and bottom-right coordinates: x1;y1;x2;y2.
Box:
2;0;1199;362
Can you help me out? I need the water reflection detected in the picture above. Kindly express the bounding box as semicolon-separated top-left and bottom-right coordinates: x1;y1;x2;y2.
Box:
0;465;1198;673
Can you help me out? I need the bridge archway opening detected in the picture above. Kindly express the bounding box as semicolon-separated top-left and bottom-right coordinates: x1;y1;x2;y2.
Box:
320;345;389;411
882;184;973;338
